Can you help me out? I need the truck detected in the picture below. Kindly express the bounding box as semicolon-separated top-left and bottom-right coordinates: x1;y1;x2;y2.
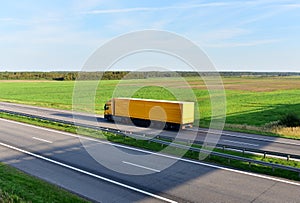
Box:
104;98;194;130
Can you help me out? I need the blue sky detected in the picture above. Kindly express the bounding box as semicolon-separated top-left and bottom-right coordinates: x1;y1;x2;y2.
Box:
0;0;299;72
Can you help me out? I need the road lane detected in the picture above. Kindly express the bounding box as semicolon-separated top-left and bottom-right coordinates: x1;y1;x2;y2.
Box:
0;118;300;202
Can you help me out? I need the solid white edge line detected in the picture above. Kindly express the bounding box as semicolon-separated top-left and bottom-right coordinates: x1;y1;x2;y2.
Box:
1;118;300;187
122;161;161;173
0;141;177;203
32;137;53;144
223;139;259;147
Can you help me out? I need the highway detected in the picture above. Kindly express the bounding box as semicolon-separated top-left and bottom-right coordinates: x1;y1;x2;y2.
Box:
1;102;300;157
0;117;300;202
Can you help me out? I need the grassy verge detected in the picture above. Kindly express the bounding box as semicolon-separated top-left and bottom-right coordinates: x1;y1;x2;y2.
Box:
224;124;300;140
0;163;88;203
0;112;299;182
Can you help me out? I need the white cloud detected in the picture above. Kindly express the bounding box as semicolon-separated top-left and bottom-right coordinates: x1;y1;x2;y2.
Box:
72;0;105;10
83;2;232;15
200;28;250;41
0;18;15;22
205;39;282;48
283;3;300;8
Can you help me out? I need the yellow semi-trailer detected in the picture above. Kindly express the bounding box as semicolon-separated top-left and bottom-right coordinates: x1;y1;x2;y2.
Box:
104;98;194;130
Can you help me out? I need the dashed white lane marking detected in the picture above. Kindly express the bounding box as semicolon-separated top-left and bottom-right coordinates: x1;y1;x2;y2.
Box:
0;141;177;203
122;161;161;173
223;139;259;147
32;137;53;143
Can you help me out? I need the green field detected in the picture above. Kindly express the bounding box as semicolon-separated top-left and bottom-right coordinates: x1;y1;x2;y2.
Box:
0;77;300;137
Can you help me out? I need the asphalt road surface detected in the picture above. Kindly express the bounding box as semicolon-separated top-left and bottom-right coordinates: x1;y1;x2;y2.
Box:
0;118;300;202
1;102;300;157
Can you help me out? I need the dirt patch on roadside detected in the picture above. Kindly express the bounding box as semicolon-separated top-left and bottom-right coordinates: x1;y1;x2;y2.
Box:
272;127;300;138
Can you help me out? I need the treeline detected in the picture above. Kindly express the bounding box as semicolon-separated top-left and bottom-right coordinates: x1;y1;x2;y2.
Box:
0;71;299;81
0;72;76;80
0;71;191;80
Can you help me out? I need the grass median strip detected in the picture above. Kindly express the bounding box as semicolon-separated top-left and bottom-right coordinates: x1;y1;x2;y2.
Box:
0;111;299;182
0;163;89;203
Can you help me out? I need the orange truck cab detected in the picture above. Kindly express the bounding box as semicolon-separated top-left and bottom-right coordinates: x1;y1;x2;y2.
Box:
104;100;113;121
